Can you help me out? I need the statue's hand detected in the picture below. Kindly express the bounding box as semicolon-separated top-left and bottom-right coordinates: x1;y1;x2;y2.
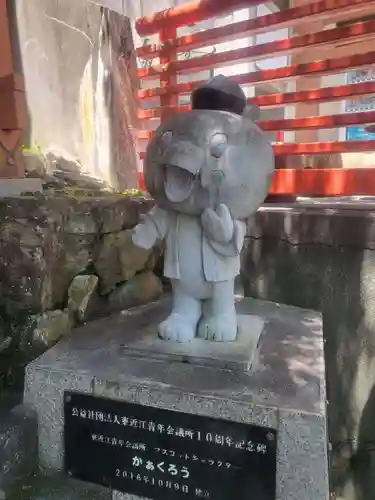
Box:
201;204;234;243
132;215;158;250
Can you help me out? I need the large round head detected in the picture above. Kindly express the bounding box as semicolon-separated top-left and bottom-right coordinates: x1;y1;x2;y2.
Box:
143;79;275;220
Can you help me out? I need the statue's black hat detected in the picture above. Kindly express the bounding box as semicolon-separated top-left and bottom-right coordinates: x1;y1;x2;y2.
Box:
191;74;247;116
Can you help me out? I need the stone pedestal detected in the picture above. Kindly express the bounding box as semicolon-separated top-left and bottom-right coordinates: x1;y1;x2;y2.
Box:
120;312;264;372
24;298;329;499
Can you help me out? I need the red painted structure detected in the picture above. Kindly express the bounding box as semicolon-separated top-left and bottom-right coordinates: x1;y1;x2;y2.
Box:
0;0;27;178
134;0;375;196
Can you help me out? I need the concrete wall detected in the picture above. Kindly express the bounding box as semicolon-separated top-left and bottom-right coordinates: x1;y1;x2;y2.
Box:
13;0;138;190
241;201;375;499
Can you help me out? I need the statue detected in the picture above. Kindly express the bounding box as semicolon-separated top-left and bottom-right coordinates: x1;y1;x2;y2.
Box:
132;75;275;343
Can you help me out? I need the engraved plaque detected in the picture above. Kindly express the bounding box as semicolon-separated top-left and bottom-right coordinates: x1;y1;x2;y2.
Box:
64;392;277;499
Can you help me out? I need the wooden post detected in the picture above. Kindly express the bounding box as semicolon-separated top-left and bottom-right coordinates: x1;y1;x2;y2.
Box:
0;0;13;77
0;0;26;179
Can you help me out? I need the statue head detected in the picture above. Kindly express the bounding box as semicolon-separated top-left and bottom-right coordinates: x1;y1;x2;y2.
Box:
143;75;275;220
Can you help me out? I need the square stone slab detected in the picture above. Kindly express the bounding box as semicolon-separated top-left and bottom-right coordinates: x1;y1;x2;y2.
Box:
119;314;265;372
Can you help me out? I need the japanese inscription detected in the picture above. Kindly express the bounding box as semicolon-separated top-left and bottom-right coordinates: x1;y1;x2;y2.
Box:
64;392;277;500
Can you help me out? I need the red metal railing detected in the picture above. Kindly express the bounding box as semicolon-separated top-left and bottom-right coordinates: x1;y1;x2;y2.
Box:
135;0;375;196
0;0;27;179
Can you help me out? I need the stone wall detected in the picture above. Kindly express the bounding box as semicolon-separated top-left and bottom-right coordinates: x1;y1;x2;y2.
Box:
0;194;162;390
241;200;375;500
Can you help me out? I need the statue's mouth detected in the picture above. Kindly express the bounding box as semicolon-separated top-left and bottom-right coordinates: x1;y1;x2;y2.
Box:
164;164;196;203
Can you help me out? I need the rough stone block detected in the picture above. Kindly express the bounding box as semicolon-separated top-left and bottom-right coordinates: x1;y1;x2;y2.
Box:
94;231;157;294
24;309;73;357
107;272;163;313
0;195;154;313
67;275;99;323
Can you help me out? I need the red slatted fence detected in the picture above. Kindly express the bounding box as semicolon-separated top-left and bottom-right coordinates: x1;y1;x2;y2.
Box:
134;0;375;196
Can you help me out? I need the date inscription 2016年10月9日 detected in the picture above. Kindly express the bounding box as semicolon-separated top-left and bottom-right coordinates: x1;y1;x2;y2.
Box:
64;392;277;500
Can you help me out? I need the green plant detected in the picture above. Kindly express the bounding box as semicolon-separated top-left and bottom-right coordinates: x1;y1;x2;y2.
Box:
21;141;42;154
119;188;148;197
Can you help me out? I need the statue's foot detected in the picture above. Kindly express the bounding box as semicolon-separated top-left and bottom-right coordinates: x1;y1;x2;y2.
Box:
198;309;237;342
158;313;196;343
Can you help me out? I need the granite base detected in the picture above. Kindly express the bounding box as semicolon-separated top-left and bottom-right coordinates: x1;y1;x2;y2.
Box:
24;298;329;500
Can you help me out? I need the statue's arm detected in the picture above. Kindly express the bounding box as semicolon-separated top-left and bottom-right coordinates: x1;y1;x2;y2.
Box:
201;204;246;257
132;205;168;250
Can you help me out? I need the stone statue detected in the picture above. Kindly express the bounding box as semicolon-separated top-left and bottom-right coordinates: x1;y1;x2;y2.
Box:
132;75;274;342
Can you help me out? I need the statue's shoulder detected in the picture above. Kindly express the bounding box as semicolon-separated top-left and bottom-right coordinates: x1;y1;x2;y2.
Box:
148;205;178;234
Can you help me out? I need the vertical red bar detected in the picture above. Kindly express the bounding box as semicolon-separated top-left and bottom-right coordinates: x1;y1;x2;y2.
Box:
266;126;293;201
275;131;283;143
159;26;178;123
0;0;13;77
138;171;146;191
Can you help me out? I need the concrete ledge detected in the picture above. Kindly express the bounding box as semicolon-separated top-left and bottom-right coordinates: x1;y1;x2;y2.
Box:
248;200;375;248
0;178;42;198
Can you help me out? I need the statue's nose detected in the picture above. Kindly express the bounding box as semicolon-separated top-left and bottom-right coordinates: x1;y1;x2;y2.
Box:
162;141;204;175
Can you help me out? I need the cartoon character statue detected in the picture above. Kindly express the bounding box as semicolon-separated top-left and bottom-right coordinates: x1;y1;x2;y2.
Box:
132;75;274;343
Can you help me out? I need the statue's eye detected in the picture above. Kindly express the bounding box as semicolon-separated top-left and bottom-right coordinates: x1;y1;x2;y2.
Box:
161;131;173;148
210;133;227;158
